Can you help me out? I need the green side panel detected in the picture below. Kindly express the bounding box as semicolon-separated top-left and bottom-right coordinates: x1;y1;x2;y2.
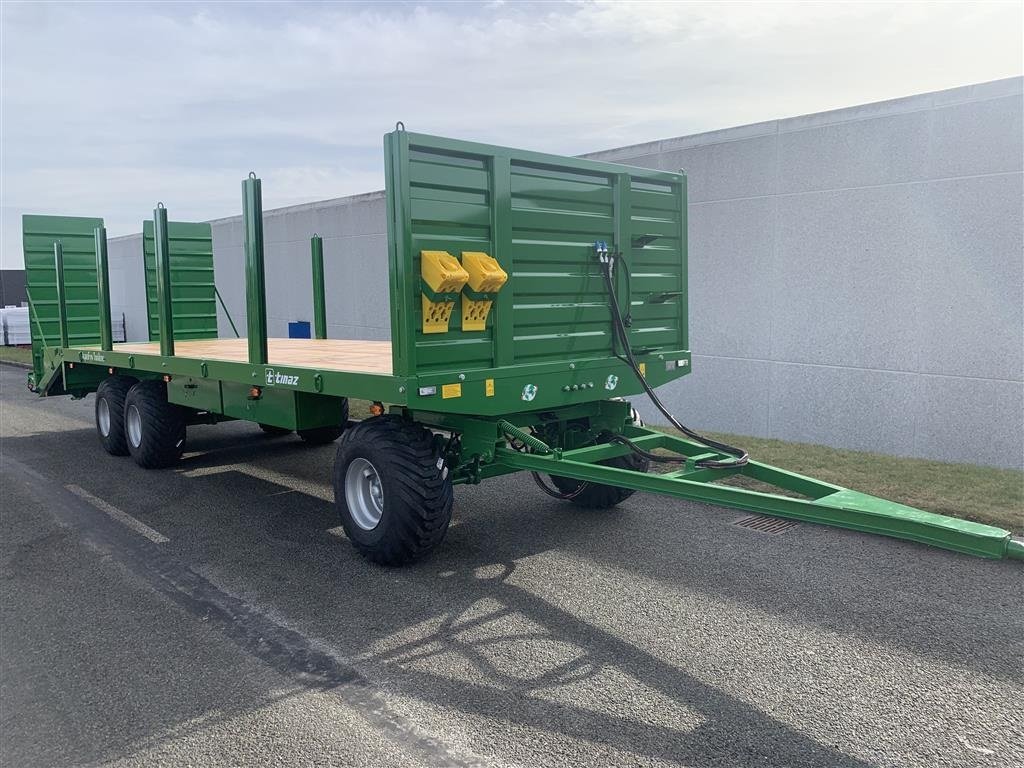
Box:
166;376;223;413
142;220;217;341
385;131;687;378
21;214;105;382
218;382;346;430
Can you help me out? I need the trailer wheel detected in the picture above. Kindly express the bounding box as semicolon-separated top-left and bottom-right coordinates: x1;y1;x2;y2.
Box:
258;423;292;436
550;404;649;508
549;451;650;508
298;398;349;444
95;376;137;456
332;416;452;565
124;380;186;469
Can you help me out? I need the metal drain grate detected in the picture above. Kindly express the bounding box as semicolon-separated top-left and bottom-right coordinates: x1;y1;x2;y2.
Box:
732;514;799;535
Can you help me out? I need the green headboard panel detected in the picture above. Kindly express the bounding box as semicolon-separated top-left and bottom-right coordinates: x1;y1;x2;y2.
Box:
384;130;687;379
22;214;105;381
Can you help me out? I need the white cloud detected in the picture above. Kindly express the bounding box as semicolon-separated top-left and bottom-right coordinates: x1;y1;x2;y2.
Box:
1;0;1021;267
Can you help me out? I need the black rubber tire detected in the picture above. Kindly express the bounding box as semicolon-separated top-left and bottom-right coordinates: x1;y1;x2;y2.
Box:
124;380;186;469
298;398;349;444
332;416;452;565
258;423;292;436
95;376;137;456
550;451;650;509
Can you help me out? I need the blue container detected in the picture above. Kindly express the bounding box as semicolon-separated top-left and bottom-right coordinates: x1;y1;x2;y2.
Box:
288;321;311;339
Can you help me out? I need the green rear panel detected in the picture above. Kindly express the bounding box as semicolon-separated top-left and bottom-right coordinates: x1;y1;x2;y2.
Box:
142;220;217;341
385;131;687;379
22;214;105;381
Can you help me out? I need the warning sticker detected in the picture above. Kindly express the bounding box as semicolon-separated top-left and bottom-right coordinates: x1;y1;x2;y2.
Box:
442;383;462;399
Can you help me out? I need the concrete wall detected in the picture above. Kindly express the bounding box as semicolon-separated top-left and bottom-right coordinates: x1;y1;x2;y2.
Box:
107;233;147;340
583;77;1023;469
208;192;391;343
107;77;1024;468
107;191;392;344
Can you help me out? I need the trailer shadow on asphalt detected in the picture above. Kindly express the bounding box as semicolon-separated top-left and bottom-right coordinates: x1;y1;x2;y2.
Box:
4;406;1023;765
175;423;1024;682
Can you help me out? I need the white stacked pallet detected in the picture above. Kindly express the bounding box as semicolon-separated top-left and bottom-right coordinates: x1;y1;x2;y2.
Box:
0;306;124;345
1;306;30;346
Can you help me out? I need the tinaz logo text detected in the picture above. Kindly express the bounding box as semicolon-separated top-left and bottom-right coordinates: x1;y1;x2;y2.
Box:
264;368;300;387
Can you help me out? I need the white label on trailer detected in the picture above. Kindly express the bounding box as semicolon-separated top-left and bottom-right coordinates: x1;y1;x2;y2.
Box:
265;368;300;387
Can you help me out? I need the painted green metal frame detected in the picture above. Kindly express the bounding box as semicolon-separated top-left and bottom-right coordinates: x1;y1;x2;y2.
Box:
153;205;175;356
311;234;327;340
405;403;1023;561
20;130;1024;563
243;173;268;366
494;428;1022;561
382;128;692;416
95;227;113;351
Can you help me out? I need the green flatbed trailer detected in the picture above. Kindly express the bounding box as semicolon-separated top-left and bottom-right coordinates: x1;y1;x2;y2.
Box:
21;128;1023;565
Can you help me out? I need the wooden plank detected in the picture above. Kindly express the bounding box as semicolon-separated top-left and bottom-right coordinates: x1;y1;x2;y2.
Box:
89;338;393;375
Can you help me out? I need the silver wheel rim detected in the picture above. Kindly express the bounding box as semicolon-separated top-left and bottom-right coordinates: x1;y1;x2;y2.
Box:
126;404;142;448
345;457;384;531
97;397;111;437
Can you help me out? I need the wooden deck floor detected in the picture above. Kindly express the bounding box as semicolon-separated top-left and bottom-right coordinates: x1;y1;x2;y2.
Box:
106;338;393;375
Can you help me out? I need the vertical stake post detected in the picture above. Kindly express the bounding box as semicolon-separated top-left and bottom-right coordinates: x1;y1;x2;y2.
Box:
53;241;69;348
153;204;175;356
311;234;327;339
243;173;268;365
94;226;113;351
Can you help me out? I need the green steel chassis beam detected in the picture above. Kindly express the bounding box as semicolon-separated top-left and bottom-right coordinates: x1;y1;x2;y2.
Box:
411;406;1023;562
496;435;1023;561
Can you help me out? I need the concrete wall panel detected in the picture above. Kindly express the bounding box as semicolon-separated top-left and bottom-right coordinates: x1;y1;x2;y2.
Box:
662;133;778;203
927;95;1024;179
105;233;147;342
913;375;1024;468
588;77;1024;468
320;233;390;334
778;110;932;194
767;363;920;457
910;173;1023;381
633;354;772;439
771;185;923;372
688;198;774;358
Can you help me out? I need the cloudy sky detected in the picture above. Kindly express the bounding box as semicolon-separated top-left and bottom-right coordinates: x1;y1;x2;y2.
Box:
1;0;1021;268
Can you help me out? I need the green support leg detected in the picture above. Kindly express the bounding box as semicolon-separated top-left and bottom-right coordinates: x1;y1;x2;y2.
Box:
52;241;69;348
153;205;175;356
94;226;113;351
243;173;268;365
311;234;327;339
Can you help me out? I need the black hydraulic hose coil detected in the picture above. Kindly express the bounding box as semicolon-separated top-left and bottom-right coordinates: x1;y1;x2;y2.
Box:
600;254;748;470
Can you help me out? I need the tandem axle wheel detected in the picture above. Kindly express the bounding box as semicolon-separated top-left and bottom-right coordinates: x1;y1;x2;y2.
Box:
123;381;186;469
332;416;453;566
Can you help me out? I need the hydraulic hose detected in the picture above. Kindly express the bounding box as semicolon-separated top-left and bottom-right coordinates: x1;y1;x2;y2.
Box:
598;246;748;470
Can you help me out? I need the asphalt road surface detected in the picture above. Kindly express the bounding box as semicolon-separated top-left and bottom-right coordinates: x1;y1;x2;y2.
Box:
2;363;1021;767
